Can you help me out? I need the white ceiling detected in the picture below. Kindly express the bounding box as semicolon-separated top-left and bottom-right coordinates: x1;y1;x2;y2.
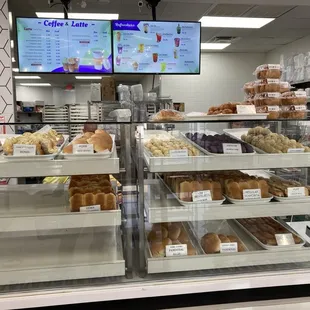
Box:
9;0;310;85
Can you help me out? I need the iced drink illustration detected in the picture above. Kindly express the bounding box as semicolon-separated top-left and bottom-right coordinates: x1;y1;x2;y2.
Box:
92;50;104;70
160;62;166;72
144;23;149;33
174;38;180;47
174;49;178;59
62;58;69;72
156;33;162;43
132;61;139;71
139;44;144;53
153;53;158;63
116;32;121;42
177;24;181;34
68;58;76;72
118;44;123;54
116;56;121;66
74;57;80;71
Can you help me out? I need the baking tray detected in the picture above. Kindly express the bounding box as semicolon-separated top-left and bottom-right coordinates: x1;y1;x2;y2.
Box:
157;174;225;207
224;194;273;205
181;132;255;157
61;134;115;160
234;218;306;250
145;222;204;258
193;220;249;254
185;113;268;121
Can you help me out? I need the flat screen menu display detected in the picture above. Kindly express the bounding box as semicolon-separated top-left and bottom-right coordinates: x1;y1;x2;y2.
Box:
112;20;201;74
16;18;112;73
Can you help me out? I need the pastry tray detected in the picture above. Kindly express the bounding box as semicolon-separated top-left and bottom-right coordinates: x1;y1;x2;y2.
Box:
185;113;269;121
181;132;255;157
234;218;306;251
157;174;225;207
61;134;115;160
193;220;249;253
224;194;273;205
145;222;204;258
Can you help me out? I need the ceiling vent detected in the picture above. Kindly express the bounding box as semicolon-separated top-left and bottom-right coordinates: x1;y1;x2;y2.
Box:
210;36;240;44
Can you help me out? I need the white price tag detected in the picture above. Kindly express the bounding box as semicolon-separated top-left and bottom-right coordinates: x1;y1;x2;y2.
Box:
166;244;187;257
275;233;295;246
266;92;280;98
80;205;101;212
267;106;280;112
223;143;242;154
243;189;262;200
266;79;280;84
287;148;305;153
13;144;36;156
268;64;281;70
295;91;307;98
192;190;212;202
73;144;94;154
220;242;238;253
287;187;306;197
169;149;188;157
236;105;256;115
294;105;306;111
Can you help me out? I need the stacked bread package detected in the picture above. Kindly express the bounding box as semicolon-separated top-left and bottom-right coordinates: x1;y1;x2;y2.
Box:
147;223;197;257
69;174;116;212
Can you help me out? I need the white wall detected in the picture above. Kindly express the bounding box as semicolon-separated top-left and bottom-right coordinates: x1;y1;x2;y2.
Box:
161;53;266;113
140;75;160;93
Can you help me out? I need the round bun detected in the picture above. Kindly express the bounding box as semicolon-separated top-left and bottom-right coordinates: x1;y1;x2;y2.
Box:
218;234;231;243
63;144;73;154
186;242;197;256
147;230;161;243
162;238;172;247
201;233;221;254
168;224;181;240
150;242;165;258
178;229;189;243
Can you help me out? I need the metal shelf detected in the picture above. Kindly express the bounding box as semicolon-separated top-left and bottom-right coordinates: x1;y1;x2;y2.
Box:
0;227;125;285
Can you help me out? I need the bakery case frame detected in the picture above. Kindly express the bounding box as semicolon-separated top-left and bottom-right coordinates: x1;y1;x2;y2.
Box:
1;118;310;305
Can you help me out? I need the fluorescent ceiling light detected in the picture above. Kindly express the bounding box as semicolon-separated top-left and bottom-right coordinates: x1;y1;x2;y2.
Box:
11;57;15;63
20;83;51;87
75;76;102;80
201;43;231;50
12;68;19;72
199;16;274;29
36;12;119;20
10;40;14;49
15;76;41;80
9;12;12;29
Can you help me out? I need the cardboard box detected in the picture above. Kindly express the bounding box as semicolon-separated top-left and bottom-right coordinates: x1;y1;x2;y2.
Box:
101;77;116;101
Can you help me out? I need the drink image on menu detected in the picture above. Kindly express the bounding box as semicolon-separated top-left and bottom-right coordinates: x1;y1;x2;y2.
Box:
160;62;167;72
156;33;162;43
93;50;104;70
133;61;139;71
116;56;121;66
74;57;80;71
118;44;123;54
174;49;178;59
153;53;158;63
116;31;121;42
62;58;69;72
174;38;180;47
177;24;181;34
144;23;149;33
138;44;144;53
68;57;77;72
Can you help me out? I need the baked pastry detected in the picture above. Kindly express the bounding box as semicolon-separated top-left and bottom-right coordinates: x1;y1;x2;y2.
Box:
63;144;73;154
201;233;221;254
151;109;184;121
281;105;307;119
104;193;116;210
254;93;281;106
255;105;280;120
70;193;85;212
281;91;307;105
255;64;282;79
150;242;165;257
280;82;291;93
243;82;255;97
87;134;113;152
168;224;181;240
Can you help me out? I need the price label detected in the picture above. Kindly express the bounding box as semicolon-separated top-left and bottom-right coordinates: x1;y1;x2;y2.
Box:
80;205;101;212
169;149;188;157
166;244;187;257
295;91;307;98
275;233;295;246
287;187;306;197
13;144;36;156
294;105;306;111
220;242;238;253
223;143;242;154
287;148;305;153
267;106;280;112
73;144;94;154
236;105;256;114
266;79;280;84
192;190;212;202
266;92;280;98
268;64;281;70
243;189;262;200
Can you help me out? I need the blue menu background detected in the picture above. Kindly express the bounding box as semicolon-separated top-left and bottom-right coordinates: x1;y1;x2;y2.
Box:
112;20;201;74
16;18;112;73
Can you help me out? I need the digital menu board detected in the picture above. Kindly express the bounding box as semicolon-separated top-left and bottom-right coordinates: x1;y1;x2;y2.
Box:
112;20;201;74
16;18;112;73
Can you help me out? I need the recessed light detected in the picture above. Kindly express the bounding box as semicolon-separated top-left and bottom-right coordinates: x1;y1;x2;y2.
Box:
20;83;51;87
12;68;19;72
35;12;119;20
75;76;102;80
199;16;274;29
11;40;14;49
15;76;41;79
12;57;15;62
201;43;231;50
9;12;12;29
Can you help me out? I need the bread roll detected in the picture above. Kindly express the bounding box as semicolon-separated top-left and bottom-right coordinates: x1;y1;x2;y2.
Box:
179;181;192;201
95;193;106;210
72;138;88;145
63;144;73;154
186;242;197;256
211;181;223;200
104;193;116;210
148;230;161;243
162;238;172;247
87;134;113;152
83;132;95;139
178;229;189;243
168;224;181;240
70;193;84;212
226;181;242;199
218;234;230;243
150;242;165;257
84;193;96;206
201;233;221;254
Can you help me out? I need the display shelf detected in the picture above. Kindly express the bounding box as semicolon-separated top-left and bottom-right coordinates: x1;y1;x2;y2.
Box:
144;151;310;173
0;184;121;232
144;180;310;223
0;227;125;285
146;220;310;274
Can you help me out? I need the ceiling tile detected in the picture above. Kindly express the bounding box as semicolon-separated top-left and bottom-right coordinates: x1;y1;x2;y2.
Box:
244;5;295;18
206;4;253;17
